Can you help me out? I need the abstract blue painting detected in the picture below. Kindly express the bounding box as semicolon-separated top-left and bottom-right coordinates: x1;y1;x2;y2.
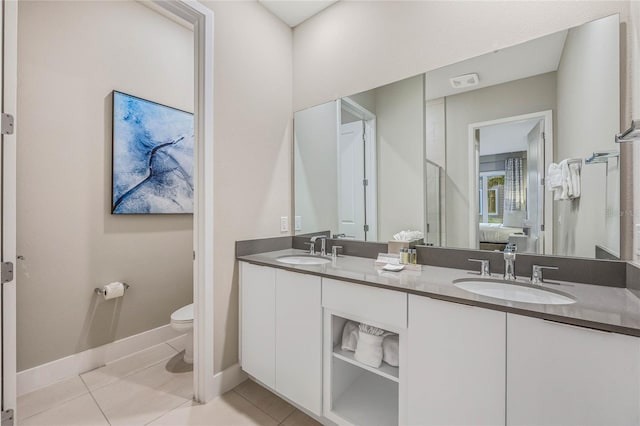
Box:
112;91;194;214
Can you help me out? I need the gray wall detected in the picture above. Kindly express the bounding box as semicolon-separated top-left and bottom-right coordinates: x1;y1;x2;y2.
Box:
555;14;620;258
444;72;557;249
17;1;194;371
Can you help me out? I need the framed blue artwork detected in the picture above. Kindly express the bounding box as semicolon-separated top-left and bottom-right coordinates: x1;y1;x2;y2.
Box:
112;91;194;214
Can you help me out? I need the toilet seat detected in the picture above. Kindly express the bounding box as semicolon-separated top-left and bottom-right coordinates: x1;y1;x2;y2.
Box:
171;303;194;324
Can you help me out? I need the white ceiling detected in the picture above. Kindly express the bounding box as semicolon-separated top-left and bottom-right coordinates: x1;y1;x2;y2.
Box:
479;118;541;156
259;0;338;27
426;29;568;100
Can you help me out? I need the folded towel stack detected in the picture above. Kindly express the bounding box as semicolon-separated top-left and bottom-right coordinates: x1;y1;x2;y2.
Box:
341;321;399;368
392;230;424;241
547;159;581;200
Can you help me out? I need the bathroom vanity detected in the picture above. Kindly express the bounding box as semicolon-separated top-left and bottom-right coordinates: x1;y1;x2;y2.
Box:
238;249;640;426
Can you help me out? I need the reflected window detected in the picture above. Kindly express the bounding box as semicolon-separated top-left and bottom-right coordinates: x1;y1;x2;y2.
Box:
479;172;505;224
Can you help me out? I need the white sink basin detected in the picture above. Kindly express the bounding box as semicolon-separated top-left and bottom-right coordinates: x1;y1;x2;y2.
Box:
277;255;331;265
453;279;576;305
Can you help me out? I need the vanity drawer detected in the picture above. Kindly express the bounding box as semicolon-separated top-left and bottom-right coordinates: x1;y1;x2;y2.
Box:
322;278;407;329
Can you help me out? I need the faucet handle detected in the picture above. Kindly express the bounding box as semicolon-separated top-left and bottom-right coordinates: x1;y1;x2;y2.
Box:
468;258;491;276
304;242;315;255
331;245;343;259
531;265;559;285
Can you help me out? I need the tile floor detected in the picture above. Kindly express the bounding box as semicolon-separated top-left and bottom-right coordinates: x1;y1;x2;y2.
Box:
17;337;321;426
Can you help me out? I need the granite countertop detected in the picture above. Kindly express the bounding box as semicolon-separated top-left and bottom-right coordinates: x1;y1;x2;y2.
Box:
238;249;640;337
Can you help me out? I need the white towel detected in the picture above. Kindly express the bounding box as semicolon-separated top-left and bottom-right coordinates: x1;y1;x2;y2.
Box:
547;159;581;200
341;321;359;352
568;162;581;199
547;162;563;196
382;334;399;367
354;324;385;368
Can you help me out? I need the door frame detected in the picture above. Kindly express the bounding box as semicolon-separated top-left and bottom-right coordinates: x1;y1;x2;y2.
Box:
2;0;18;416
336;97;377;241
152;0;215;403
467;110;553;253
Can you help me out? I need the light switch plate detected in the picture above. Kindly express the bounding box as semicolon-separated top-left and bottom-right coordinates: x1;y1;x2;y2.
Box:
280;216;288;233
295;216;302;231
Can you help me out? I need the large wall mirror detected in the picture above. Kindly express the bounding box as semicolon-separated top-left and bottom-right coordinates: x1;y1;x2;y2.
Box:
294;14;621;260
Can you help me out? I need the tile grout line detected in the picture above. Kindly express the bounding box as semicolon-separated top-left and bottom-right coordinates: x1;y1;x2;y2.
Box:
79;374;112;426
79;341;180;425
83;350;179;393
278;408;296;426
19;340;186;426
232;388;294;424
165;338;185;353
142;398;193;426
17;389;89;423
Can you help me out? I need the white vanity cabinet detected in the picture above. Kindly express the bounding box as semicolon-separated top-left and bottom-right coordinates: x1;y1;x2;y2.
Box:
506;314;640;426
239;262;322;415
240;258;640;426
407;295;506;426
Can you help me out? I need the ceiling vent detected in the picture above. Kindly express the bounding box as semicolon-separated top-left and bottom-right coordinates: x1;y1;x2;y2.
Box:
449;73;480;89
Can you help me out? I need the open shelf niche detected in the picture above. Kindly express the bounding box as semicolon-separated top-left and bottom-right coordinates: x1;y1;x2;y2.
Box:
328;314;400;426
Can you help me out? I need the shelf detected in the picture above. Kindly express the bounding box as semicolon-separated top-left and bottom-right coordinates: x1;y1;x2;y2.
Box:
332;369;399;426
333;345;399;382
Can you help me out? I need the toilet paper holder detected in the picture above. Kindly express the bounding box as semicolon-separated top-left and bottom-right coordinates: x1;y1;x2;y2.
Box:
94;282;130;296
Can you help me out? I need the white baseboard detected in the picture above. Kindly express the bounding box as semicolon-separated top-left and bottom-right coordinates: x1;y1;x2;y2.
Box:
18;324;182;396
210;363;248;400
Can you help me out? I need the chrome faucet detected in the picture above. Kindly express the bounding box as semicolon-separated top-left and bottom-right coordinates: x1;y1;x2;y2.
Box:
310;235;327;256
503;243;517;281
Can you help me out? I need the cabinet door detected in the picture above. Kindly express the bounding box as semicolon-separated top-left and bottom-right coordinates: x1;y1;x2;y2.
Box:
507;314;640;426
275;270;322;415
240;262;276;388
407;295;506;426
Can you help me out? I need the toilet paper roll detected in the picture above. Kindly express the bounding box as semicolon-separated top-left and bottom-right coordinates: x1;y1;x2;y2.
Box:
102;282;125;300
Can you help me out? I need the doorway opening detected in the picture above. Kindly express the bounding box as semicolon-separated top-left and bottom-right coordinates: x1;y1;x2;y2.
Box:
468;111;553;254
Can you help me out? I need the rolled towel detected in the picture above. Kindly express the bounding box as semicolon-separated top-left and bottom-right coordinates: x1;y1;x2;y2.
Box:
354;323;385;368
568;162;581;199
382;334;399;367
341;321;359;352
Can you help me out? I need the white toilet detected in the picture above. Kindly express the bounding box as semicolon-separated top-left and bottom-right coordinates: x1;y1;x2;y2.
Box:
170;303;194;364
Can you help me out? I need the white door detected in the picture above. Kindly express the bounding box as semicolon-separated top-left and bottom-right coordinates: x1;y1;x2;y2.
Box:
507;314;640;425
337;121;365;240
275;270;322;415
239;263;276;388
1;0;17;420
526;120;544;253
